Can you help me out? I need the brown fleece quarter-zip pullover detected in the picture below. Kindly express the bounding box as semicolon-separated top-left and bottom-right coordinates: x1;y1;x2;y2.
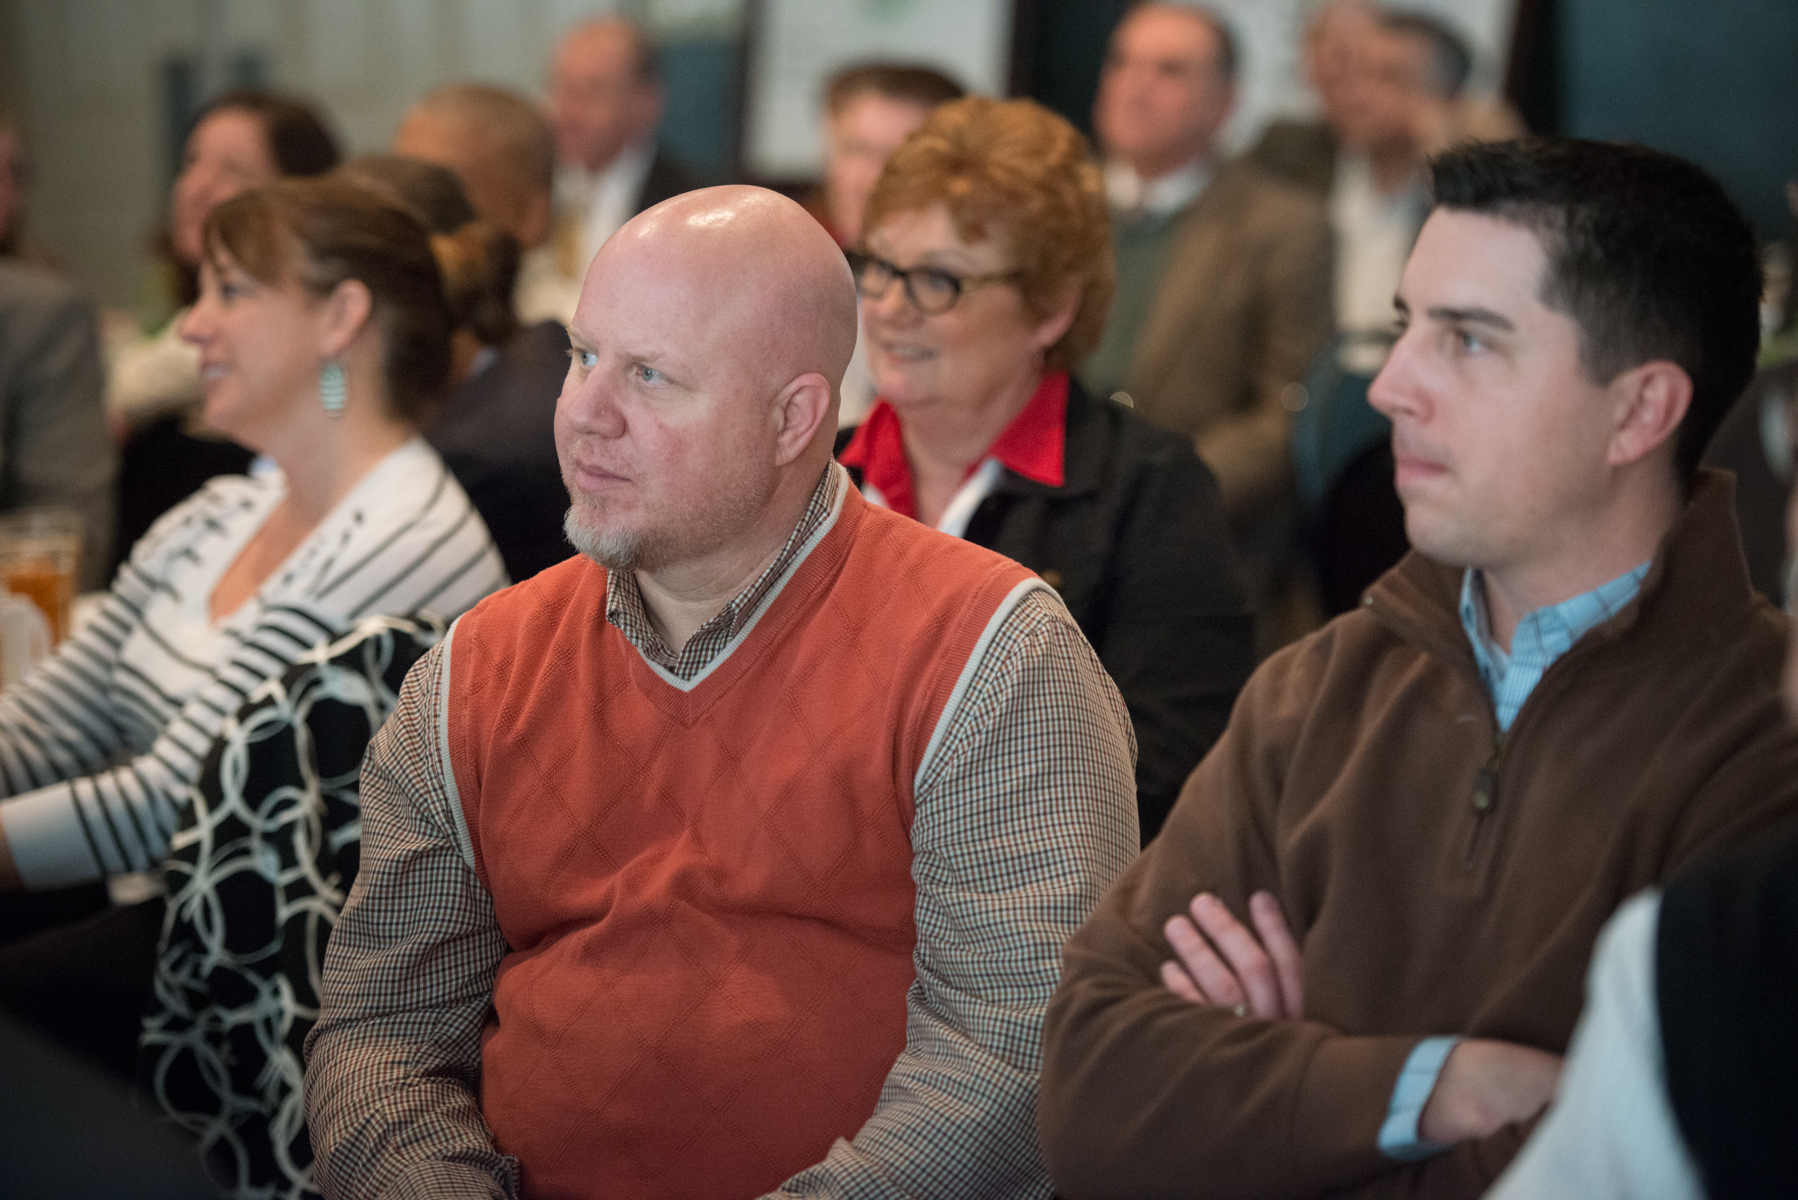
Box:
1040;469;1798;1200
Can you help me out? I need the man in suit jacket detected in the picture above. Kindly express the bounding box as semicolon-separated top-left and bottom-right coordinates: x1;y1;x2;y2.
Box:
539;16;701;326
1080;3;1331;637
1251;8;1519;357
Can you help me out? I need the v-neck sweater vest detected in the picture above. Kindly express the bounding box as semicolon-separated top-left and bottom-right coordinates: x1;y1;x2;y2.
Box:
445;487;1038;1198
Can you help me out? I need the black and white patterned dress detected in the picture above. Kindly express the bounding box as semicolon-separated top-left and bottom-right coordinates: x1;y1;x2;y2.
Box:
142;615;443;1200
0;437;506;888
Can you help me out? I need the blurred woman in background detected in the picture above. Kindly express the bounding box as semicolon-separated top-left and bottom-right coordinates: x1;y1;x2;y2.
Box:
837;97;1254;840
0;179;507;1145
107;90;341;575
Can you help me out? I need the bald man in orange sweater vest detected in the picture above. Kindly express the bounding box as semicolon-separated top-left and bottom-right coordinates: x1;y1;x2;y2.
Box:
304;186;1139;1199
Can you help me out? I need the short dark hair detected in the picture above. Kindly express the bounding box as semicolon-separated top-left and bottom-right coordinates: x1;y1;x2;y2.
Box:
825;63;965;116
192;89;341;177
1429;137;1763;484
1119;3;1239;83
1379;11;1471;97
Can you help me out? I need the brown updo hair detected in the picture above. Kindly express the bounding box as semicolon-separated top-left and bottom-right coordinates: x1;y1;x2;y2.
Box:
335;154;521;347
200;176;498;422
862;96;1113;371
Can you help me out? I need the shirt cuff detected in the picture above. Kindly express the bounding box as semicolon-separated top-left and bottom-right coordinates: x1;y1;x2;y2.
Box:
1378;1035;1462;1161
1;786;102;889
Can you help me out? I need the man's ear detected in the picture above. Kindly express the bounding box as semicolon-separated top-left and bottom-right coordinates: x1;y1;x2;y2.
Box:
1607;359;1692;468
318;278;375;360
772;371;834;466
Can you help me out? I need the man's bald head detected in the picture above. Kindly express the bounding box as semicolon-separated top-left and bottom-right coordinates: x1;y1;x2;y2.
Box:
557;186;856;579
593;185;857;419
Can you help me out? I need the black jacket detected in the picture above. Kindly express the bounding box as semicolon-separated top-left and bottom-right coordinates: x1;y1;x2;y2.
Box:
840;379;1254;840
426;320;574;582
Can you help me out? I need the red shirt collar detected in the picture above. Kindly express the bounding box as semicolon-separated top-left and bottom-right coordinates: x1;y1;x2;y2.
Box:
838;372;1068;520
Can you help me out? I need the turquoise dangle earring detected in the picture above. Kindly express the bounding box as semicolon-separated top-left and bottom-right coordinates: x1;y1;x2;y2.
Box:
319;361;347;417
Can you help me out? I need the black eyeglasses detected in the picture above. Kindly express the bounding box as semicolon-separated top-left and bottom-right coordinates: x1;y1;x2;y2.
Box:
845;250;1022;315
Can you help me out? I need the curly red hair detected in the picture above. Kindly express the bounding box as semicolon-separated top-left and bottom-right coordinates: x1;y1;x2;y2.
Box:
863;96;1114;372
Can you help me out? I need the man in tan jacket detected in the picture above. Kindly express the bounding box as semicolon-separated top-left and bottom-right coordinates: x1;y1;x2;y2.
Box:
1042;137;1798;1199
1081;3;1331;599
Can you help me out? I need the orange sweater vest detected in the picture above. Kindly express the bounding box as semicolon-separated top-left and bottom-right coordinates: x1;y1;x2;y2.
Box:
447;487;1037;1199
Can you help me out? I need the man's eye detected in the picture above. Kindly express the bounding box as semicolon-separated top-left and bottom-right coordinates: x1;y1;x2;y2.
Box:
635;364;664;385
568;349;599;372
1455;330;1486;354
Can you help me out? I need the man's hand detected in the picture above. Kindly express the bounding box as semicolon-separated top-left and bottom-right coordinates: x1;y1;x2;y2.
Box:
1419;1038;1564;1144
1160;891;1303;1019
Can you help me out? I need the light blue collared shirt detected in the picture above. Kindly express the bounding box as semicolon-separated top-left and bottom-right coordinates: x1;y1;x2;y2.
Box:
1458;563;1652;733
1377;561;1653;1160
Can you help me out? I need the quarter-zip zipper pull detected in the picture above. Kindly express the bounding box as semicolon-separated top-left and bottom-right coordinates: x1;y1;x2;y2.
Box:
1471;734;1505;814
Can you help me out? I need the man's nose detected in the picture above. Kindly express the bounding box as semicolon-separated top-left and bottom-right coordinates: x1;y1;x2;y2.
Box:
564;372;628;439
1366;335;1422;422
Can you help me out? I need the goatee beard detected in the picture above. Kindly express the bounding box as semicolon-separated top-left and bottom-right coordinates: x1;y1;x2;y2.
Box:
564;506;645;571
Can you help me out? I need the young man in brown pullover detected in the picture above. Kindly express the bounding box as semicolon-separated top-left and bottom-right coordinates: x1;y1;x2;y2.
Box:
1040;137;1798;1199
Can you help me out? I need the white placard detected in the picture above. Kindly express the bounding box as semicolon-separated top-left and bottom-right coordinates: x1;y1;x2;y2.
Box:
745;0;1011;179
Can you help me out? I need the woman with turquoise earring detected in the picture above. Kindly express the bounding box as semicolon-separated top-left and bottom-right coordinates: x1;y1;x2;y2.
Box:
0;177;509;1103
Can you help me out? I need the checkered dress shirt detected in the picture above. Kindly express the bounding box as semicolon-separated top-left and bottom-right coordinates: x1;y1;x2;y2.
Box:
305;464;1140;1200
603;465;839;679
1459;563;1652;732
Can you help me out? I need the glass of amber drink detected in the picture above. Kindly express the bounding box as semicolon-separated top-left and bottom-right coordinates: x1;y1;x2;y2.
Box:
0;507;82;647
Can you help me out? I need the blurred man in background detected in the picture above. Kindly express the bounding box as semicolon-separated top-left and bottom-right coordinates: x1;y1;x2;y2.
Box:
538;16;700;325
1254;7;1520;360
1081;2;1331;648
807;63;963;248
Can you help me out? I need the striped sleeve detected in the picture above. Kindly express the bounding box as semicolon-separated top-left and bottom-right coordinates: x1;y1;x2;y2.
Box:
0;600;340;887
0;446;506;890
0;580;145;799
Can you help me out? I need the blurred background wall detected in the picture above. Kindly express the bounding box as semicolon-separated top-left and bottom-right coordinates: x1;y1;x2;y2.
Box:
0;0;1792;315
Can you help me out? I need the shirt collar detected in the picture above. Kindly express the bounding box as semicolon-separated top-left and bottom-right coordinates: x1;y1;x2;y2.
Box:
1459;562;1652;681
837;371;1069;520
555;138;655;204
603;464;840;680
1104;157;1214;218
